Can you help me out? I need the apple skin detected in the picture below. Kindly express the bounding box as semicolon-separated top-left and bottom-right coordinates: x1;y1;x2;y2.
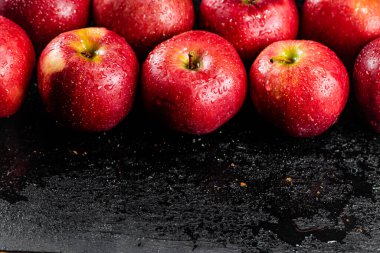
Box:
353;38;380;133
0;16;35;118
93;0;194;60
199;0;299;64
38;27;139;132
141;30;247;135
0;0;90;53
301;0;380;68
250;40;349;138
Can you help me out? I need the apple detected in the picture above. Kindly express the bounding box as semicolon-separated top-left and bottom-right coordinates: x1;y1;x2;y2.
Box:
301;0;380;68
0;16;35;118
0;0;90;53
141;30;247;135
199;0;299;64
38;27;139;132
93;0;194;60
250;40;349;137
353;38;380;133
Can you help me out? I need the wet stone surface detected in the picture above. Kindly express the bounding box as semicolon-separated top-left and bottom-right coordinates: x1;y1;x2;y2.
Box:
0;76;379;253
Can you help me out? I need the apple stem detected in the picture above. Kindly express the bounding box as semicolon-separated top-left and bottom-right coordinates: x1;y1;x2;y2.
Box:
188;51;200;70
243;0;257;4
270;56;295;64
189;52;194;70
81;51;93;59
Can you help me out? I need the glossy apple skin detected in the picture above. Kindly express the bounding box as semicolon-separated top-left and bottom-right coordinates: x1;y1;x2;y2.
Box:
250;40;349;137
0;16;35;118
0;0;90;53
301;0;380;68
93;0;194;60
199;0;299;64
142;31;247;135
353;38;380;133
38;28;139;132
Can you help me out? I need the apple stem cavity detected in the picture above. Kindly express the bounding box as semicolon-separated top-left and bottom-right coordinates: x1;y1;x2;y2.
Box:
242;0;257;5
189;52;194;69
270;55;296;65
79;46;101;61
81;51;94;59
187;51;200;71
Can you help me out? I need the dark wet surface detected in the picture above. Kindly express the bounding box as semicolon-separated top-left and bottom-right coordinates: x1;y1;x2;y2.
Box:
1;75;379;253
1;1;380;252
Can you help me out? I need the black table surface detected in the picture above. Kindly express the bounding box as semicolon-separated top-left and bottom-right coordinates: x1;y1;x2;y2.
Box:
1;1;380;252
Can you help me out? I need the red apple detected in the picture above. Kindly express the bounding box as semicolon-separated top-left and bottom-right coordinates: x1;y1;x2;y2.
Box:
301;0;380;68
141;30;247;135
250;40;349;137
38;27;139;132
0;0;90;53
93;0;194;59
0;16;35;118
353;38;380;133
199;0;299;64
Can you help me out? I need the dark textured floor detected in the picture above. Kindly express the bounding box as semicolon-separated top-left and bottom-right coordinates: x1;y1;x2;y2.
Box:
1;1;380;252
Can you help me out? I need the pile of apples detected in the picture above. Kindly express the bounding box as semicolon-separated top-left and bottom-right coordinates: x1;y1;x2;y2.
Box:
1;0;379;137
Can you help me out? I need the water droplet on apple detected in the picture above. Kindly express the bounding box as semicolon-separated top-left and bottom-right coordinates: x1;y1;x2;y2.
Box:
104;84;113;91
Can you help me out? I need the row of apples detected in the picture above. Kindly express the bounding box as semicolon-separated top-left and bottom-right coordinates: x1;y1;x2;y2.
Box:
0;0;379;137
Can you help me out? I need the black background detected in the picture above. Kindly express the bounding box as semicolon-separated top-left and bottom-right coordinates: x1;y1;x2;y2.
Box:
0;0;379;252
